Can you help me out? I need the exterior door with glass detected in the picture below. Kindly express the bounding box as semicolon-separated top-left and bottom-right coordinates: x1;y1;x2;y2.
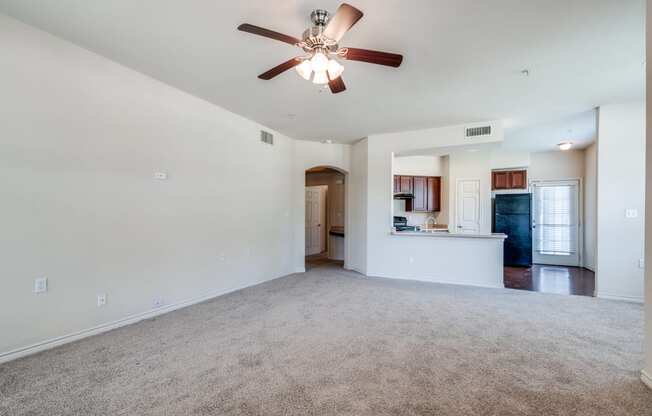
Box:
531;180;581;267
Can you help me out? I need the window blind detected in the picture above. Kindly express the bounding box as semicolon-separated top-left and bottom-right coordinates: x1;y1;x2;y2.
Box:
533;184;578;255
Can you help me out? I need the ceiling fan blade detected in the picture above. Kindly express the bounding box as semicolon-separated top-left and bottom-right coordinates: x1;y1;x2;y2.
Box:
258;58;301;80
237;23;300;46
328;75;346;94
323;3;363;42
342;47;403;67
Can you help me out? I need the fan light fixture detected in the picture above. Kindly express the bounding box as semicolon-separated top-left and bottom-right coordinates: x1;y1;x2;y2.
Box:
238;3;403;94
295;55;344;84
558;142;573;151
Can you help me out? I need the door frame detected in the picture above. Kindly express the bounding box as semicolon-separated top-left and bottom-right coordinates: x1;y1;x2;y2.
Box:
305;185;327;256
455;178;481;234
529;178;584;268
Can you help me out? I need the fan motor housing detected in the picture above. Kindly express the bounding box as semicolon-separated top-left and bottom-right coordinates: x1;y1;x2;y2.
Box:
310;9;330;26
302;10;338;53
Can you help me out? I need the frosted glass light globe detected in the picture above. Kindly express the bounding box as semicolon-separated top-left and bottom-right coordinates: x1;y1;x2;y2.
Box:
310;52;329;73
327;59;344;80
312;71;329;85
295;60;312;80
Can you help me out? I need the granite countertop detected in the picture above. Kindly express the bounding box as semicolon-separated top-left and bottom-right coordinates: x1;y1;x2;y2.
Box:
391;230;507;239
329;226;344;237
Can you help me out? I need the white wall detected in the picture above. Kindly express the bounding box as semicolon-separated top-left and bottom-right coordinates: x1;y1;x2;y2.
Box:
392;155;442;176
643;0;652;387
528;150;585;181
584;144;597;271
348;139;368;274
0;15;299;358
490;147;531;169
596;102;646;302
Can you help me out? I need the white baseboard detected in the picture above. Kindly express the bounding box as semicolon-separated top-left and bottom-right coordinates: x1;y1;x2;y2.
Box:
368;272;504;290
344;265;367;276
596;292;644;303
0;277;276;364
641;370;652;390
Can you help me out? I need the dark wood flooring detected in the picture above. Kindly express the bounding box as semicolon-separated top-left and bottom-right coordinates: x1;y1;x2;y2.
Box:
504;264;595;296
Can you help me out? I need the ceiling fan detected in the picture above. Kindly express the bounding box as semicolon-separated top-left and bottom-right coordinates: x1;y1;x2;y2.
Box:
237;3;403;94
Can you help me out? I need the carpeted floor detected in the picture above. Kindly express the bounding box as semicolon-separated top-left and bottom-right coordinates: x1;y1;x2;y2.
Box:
1;264;651;415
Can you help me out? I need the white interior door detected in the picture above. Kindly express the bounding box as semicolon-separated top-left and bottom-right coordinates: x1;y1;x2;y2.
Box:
456;179;480;234
532;180;580;266
305;186;326;256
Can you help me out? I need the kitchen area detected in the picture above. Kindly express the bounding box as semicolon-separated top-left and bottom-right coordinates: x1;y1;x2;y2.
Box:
384;150;507;289
392;154;450;233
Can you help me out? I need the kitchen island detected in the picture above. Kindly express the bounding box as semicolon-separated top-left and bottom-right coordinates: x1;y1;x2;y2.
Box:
364;229;507;289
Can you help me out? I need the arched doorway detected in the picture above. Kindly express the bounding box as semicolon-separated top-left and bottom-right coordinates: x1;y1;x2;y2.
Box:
305;166;347;270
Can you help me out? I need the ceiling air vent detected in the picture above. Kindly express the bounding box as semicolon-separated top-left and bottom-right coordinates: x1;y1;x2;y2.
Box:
260;130;274;145
465;125;492;139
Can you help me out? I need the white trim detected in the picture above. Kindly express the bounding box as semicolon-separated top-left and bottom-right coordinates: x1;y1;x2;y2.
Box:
344;265;367;276
641;370;652;390
0;278;274;364
596;292;644;303
369;273;504;290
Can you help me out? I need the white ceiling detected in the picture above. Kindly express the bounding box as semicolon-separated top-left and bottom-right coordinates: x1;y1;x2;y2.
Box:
503;109;597;152
0;0;644;144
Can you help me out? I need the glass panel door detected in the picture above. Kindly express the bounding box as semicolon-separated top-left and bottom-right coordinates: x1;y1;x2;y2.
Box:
532;180;580;266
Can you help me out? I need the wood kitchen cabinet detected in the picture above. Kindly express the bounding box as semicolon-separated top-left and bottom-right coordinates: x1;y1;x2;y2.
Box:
427;177;441;212
492;170;527;190
399;176;413;193
394;175;441;212
412;176;428;211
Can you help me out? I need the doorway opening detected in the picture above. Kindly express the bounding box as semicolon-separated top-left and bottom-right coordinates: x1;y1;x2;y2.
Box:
305;166;346;271
495;178;594;297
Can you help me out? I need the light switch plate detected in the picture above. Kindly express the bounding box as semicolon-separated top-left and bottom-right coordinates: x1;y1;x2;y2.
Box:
625;208;638;218
34;277;47;294
97;293;107;307
640;259;646;269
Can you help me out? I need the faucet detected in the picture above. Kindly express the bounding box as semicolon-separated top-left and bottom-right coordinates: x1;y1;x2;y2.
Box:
425;216;437;229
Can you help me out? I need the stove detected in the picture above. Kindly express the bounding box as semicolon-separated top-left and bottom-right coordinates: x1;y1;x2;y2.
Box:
393;216;418;232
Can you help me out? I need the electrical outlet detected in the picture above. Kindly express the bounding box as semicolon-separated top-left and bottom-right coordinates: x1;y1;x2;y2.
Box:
219;253;226;262
153;297;164;308
97;293;107;307
34;277;47;294
640;259;646;269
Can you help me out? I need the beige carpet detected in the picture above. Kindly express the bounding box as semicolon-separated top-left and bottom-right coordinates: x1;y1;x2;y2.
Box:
1;264;651;415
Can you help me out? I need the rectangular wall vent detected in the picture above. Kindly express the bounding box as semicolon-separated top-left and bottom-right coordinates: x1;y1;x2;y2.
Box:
465;125;492;138
260;130;274;145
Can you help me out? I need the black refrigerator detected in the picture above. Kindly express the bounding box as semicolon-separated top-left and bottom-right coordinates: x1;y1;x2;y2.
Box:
493;194;532;267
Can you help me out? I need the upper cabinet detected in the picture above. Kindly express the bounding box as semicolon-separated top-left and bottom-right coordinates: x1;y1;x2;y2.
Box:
394;175;441;212
492;170;527;190
394;175;413;194
427;177;441;212
412;176;428;211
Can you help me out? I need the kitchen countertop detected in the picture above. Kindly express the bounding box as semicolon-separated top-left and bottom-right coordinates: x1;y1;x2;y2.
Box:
391;230;507;239
329;226;344;237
